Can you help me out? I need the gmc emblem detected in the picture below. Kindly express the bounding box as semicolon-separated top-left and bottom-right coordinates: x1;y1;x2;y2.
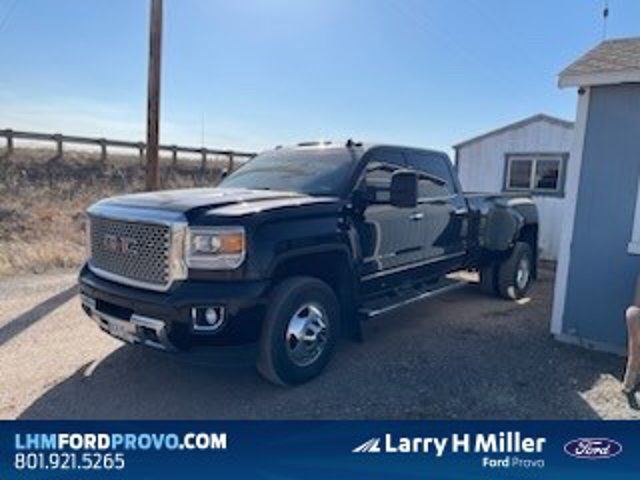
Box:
103;234;139;255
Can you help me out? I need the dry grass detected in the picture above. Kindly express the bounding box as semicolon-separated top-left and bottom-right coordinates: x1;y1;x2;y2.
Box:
0;148;228;277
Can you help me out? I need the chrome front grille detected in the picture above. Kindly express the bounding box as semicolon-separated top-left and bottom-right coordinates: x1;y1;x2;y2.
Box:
89;215;172;290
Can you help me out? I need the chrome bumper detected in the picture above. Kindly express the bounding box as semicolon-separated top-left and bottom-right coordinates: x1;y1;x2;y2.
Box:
80;294;177;352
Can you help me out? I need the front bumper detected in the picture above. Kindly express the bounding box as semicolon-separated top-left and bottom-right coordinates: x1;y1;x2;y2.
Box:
81;293;178;351
79;264;269;363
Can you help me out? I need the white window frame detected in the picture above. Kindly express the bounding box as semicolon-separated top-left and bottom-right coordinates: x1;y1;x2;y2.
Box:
504;153;565;195
506;157;535;190
628;175;640;255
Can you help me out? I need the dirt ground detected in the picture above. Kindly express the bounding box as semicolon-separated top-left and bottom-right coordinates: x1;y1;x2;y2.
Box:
0;265;637;420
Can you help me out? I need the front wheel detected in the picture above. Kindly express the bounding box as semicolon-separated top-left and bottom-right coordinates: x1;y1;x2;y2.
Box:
257;276;339;386
496;242;534;300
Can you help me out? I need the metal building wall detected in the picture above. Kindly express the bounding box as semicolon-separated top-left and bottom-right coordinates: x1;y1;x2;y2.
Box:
456;120;573;260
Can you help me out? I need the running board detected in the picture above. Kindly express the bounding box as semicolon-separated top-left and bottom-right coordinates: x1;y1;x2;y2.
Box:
359;278;467;319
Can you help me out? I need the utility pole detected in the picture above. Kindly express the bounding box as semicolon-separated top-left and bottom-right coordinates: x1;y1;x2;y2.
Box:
145;0;163;190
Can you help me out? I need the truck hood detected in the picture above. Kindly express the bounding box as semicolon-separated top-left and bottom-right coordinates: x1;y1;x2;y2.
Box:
92;187;339;217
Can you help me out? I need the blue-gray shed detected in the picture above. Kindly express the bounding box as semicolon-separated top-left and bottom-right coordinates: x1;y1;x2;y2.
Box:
553;37;640;354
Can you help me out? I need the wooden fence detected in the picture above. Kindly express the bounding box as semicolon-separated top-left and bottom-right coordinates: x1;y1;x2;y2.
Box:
0;128;256;172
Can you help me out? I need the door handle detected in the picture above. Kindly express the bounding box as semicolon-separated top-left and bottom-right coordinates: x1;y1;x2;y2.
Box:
409;212;424;221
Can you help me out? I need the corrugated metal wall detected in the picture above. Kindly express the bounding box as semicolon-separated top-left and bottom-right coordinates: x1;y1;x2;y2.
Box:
457;120;573;260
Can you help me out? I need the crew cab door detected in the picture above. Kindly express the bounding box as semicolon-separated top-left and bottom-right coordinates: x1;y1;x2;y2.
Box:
355;148;423;278
406;151;467;272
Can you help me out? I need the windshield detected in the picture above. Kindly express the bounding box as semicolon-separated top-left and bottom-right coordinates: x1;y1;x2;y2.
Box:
219;148;356;196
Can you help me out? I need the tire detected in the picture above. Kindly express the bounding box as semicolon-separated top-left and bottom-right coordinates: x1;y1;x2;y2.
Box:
496;242;534;300
257;276;339;386
479;262;498;295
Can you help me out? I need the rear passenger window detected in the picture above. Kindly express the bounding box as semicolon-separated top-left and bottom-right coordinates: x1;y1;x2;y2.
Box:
363;150;406;203
407;152;456;198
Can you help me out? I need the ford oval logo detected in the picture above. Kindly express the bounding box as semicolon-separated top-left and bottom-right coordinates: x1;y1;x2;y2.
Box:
564;438;622;459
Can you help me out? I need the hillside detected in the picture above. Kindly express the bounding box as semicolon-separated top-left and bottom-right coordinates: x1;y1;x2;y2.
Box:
0;148;227;276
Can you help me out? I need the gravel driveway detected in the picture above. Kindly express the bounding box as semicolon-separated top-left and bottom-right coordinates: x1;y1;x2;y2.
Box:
0;266;637;420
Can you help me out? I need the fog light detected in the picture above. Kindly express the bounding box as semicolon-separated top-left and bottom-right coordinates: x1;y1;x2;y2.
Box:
205;307;219;325
191;306;225;332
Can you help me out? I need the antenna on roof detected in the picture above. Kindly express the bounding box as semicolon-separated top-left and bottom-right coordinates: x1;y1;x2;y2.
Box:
602;0;609;40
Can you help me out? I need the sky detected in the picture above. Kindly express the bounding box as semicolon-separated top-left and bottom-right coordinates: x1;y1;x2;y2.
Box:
0;0;639;155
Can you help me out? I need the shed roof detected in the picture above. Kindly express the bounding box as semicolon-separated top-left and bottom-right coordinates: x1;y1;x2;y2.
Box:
453;113;573;150
559;37;640;88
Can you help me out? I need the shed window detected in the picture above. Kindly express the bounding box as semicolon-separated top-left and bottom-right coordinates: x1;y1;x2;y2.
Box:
505;154;566;195
507;159;533;189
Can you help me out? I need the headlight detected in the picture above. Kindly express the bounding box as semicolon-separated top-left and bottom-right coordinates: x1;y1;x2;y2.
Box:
187;227;246;270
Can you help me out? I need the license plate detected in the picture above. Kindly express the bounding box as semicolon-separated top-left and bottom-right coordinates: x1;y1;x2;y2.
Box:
104;318;136;343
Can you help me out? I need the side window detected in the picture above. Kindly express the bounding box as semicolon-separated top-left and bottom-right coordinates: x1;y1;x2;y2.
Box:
363;150;405;204
407;152;455;199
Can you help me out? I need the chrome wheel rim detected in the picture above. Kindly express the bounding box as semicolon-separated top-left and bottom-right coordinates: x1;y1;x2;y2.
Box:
516;257;531;291
285;302;328;367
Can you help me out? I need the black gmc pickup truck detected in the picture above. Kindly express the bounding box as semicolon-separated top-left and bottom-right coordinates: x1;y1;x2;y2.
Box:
79;141;538;385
